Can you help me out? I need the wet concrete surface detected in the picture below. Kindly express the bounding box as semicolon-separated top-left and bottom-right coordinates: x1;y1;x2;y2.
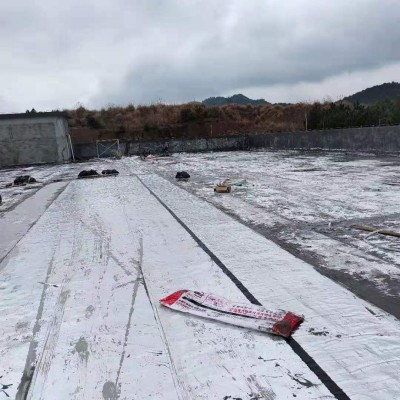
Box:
2;150;400;320
2;151;400;399
180;198;400;320
162;150;400;321
258;223;400;319
0;181;68;264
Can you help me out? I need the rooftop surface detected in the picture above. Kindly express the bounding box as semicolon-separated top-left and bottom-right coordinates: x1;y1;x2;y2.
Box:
1;150;399;399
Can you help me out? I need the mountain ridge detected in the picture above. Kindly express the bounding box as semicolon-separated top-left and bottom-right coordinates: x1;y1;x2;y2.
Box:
343;82;400;104
202;93;270;106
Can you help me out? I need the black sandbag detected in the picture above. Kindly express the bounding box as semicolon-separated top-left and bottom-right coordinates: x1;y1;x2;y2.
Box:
181;171;190;178
176;171;190;179
14;175;36;185
101;169;119;175
78;170;99;178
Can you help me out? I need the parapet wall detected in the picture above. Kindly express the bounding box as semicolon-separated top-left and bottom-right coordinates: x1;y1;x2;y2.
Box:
248;125;400;152
72;124;400;159
73;136;249;159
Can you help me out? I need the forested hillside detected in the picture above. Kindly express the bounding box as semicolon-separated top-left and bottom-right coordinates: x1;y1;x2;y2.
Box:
343;82;400;104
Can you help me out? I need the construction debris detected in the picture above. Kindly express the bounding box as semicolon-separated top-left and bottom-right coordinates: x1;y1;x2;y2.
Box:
352;225;400;239
223;178;246;187
214;184;231;193
13;175;37;185
175;171;190;181
102;169;119;176
78;170;99;179
160;290;304;338
141;154;154;161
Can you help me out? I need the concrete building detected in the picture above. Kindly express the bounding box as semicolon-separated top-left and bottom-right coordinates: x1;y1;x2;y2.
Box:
0;112;73;168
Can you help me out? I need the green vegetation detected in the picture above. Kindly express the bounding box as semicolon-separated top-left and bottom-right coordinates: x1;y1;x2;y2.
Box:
202;94;269;106
343;82;400;105
86;114;103;129
308;98;400;130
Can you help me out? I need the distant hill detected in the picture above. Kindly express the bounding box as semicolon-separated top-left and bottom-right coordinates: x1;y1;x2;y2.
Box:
203;93;270;106
344;82;400;104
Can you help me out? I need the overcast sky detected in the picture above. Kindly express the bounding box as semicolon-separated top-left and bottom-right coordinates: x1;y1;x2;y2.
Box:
1;0;399;112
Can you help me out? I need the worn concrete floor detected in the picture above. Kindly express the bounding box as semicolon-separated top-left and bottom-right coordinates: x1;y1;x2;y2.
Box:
162;151;400;319
1;150;400;399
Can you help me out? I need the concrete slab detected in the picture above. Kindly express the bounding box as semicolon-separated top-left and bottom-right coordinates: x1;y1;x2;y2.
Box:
142;173;400;400
1;150;400;399
1;177;332;399
0;181;68;263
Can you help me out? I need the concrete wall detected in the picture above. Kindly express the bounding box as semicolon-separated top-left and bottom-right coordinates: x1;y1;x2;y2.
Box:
248;125;400;152
0;116;71;168
71;124;400;160
73;136;249;159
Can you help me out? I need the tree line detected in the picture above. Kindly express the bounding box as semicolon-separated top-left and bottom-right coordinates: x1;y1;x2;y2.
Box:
307;98;400;130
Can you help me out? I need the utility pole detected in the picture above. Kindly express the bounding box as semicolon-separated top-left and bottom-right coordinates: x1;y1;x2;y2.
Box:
305;112;308;131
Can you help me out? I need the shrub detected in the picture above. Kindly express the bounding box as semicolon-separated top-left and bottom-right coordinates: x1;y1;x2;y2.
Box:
86;115;103;129
180;107;196;122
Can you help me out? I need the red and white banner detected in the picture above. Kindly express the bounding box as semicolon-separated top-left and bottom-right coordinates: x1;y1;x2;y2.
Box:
160;290;303;338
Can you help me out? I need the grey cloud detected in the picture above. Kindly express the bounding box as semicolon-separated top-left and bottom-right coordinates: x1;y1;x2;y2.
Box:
92;0;400;105
0;0;399;111
0;96;15;113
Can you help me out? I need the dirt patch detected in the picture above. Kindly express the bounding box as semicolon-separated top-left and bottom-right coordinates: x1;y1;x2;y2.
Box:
102;381;118;400
73;337;89;363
